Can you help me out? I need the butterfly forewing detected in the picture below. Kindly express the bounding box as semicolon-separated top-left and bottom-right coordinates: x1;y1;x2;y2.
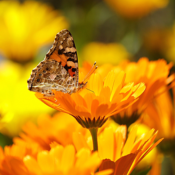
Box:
27;29;81;95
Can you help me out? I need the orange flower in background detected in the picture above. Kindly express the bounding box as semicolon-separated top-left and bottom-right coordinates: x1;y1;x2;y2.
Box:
14;112;88;152
36;69;145;128
142;23;175;63
143;87;175;139
0;1;69;62
143;28;170;54
112;57;173;126
104;0;169;18
142;86;175;157
0;113;90;166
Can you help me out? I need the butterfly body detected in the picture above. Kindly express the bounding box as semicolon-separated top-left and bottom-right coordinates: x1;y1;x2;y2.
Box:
27;29;86;95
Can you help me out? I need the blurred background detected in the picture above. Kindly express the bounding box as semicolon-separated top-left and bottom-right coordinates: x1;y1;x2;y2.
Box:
0;0;174;174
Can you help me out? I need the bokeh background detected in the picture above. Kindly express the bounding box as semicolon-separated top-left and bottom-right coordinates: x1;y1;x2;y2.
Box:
0;0;174;174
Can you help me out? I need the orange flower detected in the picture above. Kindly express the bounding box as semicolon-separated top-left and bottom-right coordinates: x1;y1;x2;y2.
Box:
104;0;169;18
143;87;175;139
0;112;113;175
13;112;88;153
0;112;162;175
24;144;111;175
36;69;145;128
71;121;163;175
112;57;173;126
98;125;163;175
0;144;112;175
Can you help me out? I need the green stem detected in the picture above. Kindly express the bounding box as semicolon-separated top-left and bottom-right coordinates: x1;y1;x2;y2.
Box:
89;127;98;151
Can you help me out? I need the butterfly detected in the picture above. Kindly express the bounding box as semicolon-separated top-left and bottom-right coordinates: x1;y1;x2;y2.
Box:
27;29;96;96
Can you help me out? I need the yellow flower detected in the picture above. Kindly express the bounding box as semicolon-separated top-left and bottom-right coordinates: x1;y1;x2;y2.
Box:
104;0;169;18
98;125;163;175
130;124;163;174
0;1;69;62
0;61;53;136
71;120;163;174
112;57;173;127
81;42;130;65
36;68;145;128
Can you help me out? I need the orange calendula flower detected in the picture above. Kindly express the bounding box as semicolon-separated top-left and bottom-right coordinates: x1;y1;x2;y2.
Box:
112;57;173;127
0;144;112;175
70;120;163;175
0;112;112;175
98;125;163;175
0;112;162;175
0;1;69;62
24;145;108;175
13;112;88;154
36;69;145;128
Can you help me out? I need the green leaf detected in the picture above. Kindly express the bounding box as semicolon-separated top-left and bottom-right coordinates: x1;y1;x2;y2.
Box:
130;167;152;175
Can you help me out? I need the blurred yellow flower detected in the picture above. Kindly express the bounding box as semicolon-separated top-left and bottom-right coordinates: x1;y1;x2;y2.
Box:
0;1;69;62
81;42;130;65
142;24;175;63
0;61;53;136
112;58;173;127
36;69;145;128
104;0;169;18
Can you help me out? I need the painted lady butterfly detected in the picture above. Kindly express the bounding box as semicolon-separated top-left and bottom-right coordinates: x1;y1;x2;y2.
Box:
27;29;96;96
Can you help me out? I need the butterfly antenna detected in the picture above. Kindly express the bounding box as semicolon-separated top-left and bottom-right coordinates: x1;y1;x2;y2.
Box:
83;62;98;83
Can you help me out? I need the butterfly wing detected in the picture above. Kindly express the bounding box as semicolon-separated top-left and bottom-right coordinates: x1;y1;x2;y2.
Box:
27;29;79;95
